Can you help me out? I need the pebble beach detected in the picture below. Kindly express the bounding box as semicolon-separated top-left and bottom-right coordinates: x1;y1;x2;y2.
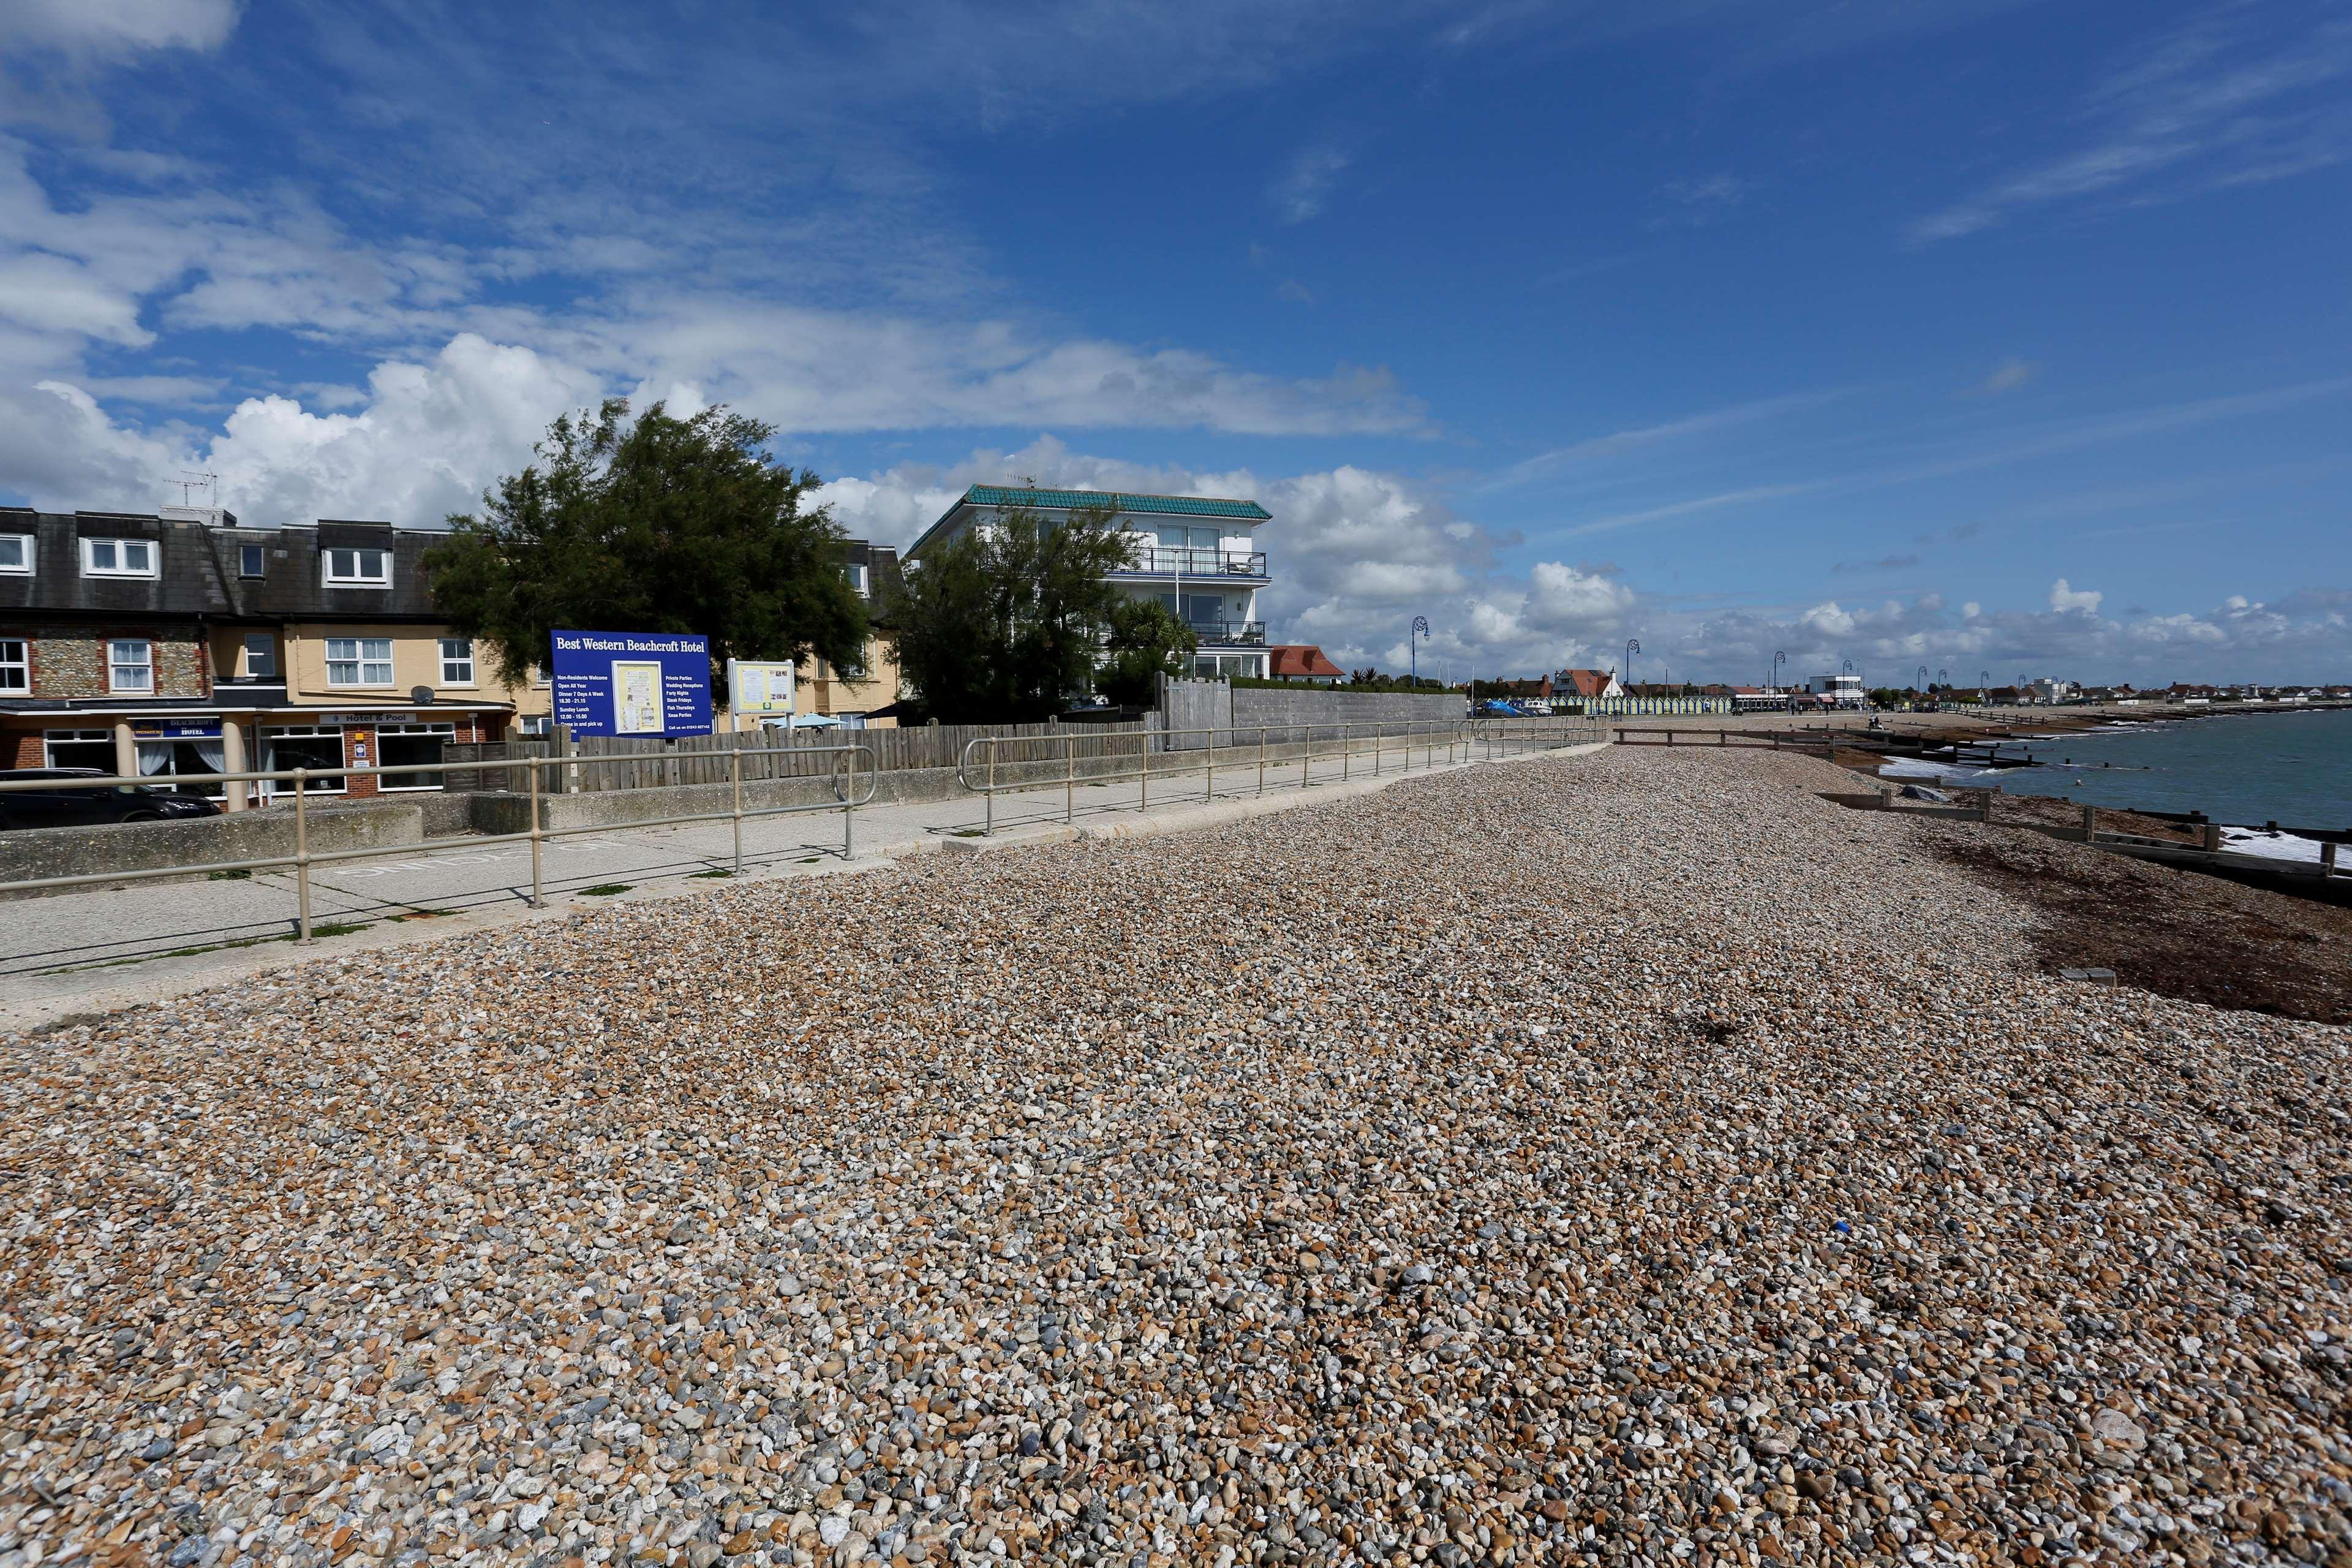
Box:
2;746;2346;1568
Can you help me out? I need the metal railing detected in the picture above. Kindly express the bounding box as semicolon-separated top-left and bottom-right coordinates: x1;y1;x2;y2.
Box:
1185;620;1267;646
0;741;877;939
955;716;1602;834
1110;549;1268;578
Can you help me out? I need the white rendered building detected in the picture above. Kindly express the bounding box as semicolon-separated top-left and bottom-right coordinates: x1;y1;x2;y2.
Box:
905;485;1273;679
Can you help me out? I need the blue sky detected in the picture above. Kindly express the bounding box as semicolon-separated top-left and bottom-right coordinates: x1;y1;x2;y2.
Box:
2;0;2347;682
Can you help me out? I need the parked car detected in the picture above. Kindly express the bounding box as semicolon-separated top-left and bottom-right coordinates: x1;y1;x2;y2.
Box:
0;769;223;831
1477;698;1528;716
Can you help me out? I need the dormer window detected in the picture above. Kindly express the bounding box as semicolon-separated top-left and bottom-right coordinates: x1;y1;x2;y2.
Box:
239;545;266;578
81;538;157;578
844;561;869;595
324;547;391;586
0;535;30;575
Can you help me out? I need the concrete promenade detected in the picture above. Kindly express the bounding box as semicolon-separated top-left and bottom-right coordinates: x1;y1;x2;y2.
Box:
0;736;1604;1031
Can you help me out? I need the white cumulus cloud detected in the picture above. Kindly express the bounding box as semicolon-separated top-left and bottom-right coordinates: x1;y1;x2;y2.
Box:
2048;578;2104;614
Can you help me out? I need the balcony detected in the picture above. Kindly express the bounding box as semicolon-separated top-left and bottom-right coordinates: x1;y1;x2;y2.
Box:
1110;548;1268;579
1187;620;1266;646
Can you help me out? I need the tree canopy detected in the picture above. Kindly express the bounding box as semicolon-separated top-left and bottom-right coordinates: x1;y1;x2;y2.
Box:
892;504;1134;722
422;399;869;699
1093;598;1199;709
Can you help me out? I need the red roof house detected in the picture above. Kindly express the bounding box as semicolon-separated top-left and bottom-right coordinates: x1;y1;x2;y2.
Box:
1266;644;1345;682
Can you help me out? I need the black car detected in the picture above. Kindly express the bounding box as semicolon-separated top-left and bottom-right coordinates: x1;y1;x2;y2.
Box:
0;769;224;831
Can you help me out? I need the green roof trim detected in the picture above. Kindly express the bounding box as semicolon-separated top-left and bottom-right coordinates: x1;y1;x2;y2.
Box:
963;485;1271;521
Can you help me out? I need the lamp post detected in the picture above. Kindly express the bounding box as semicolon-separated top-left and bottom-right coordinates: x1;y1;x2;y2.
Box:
1980;669;1991;704
1409;616;1430;687
1770;650;1786;691
1625;638;1641;691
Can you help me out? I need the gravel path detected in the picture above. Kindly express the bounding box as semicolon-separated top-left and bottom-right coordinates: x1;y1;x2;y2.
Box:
3;747;2346;1568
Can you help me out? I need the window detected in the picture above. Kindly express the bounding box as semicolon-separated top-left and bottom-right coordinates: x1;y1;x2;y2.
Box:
843;561;869;595
238;545;266;578
0;535;29;574
0;639;25;692
242;633;277;679
325;636;394;687
45;729;115;772
108;639;153;693
81;538;158;578
261;726;346;795
323;547;391;586
439;637;475;685
518;714;552;737
378;721;457;790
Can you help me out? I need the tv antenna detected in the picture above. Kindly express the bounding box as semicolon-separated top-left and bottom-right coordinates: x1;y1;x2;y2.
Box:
172;471;219;509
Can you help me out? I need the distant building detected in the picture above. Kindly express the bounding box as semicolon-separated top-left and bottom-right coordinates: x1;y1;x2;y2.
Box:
1265;644;1343;684
791;541;904;727
1553;668;1623;701
1803;673;1868;709
908;484;1273;679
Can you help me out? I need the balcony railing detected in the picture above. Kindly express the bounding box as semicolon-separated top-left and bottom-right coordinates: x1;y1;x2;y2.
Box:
1187;620;1266;646
1110;548;1268;578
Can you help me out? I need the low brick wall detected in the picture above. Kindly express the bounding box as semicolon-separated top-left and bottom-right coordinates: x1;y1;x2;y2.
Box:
0;801;425;899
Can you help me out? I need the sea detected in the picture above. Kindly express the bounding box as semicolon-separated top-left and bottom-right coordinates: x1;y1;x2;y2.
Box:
1880;706;2352;833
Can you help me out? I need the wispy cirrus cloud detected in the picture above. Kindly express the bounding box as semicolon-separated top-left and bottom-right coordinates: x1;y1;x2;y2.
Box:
1911;3;2352;243
1558;375;2352;537
1482;390;1848;492
1271;143;1351;224
0;0;241;57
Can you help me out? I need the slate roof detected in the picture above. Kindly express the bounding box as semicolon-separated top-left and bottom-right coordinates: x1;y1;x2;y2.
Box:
0;509;448;623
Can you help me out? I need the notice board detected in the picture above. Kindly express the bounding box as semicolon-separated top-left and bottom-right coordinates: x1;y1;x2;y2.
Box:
549;630;714;737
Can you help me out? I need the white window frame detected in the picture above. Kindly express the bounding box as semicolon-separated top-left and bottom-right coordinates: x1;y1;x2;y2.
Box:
81;537;159;579
108;639;153;694
0;534;31;575
242;632;277;679
325;636;394;688
844;561;869;595
238;544;266;578
260;725;347;796
322;547;391;587
438;637;476;687
44;728;113;769
0;638;26;693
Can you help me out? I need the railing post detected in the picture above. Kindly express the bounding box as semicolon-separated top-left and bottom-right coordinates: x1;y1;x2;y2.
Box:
1066;733;1076;824
987;742;997;837
843;749;855;860
293;768;312;944
731;742;744;876
1258;725;1266;796
1343;723;1351;781
1206;725;1215;804
1139;727;1148;812
1302;725;1310;791
527;753;545;907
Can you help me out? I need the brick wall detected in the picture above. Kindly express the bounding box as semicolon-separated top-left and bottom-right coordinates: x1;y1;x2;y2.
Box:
17;624;208;700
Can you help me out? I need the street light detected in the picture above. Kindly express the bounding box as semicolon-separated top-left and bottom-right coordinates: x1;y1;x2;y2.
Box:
1409;616;1430;686
1625;638;1641;689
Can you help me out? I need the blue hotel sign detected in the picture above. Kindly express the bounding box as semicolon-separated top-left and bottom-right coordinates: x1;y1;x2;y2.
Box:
549;630;714;737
